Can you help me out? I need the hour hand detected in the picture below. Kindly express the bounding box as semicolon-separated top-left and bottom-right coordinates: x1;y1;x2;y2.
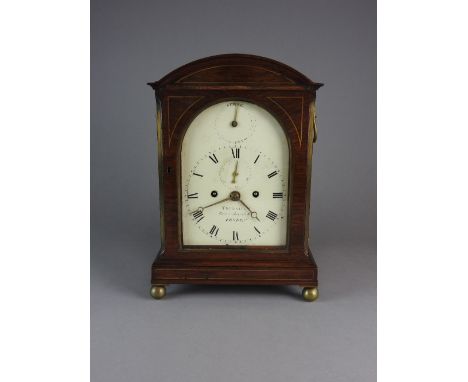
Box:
239;199;260;221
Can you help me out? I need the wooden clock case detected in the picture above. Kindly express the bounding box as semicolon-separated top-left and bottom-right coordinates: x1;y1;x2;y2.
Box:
148;54;323;300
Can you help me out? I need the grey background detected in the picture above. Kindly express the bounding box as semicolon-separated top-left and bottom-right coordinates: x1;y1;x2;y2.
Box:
91;0;376;381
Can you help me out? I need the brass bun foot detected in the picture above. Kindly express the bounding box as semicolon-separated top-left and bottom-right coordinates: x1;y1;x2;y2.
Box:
302;287;319;302
150;285;166;300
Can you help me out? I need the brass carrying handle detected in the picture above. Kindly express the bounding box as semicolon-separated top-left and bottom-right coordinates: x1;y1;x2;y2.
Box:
313;114;318;143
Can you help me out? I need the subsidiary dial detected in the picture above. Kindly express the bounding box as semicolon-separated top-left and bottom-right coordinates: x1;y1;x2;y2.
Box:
214;102;255;144
217;146;253;186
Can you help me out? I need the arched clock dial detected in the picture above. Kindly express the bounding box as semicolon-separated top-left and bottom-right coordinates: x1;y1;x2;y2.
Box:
181;101;289;246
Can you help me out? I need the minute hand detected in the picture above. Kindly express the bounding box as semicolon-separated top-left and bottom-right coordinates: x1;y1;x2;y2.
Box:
238;199;260;221
191;197;230;214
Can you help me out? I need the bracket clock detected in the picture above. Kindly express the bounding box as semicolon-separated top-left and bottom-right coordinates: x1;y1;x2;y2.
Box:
148;54;323;301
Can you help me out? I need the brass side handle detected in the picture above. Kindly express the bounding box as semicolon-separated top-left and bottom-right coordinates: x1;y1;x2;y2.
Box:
313;114;318;143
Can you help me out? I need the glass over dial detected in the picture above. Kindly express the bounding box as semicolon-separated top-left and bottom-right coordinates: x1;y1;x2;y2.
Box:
181;101;289;246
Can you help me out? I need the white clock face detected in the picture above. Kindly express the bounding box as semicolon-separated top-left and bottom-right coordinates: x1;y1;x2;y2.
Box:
181;101;289;246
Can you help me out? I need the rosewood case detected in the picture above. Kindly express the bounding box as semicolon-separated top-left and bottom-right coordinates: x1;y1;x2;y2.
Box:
148;54;322;288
